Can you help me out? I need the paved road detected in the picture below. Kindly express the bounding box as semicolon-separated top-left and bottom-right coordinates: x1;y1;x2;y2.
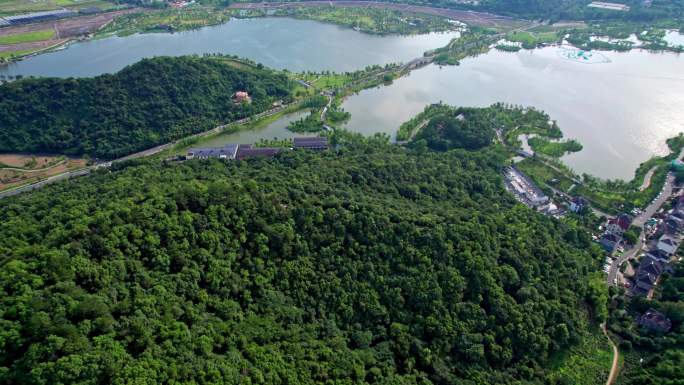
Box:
0;103;296;200
606;173;673;285
607;159;682;286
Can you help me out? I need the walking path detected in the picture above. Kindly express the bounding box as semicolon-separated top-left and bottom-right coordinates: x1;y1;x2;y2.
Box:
602;323;620;385
0;159;66;173
638;165;658;191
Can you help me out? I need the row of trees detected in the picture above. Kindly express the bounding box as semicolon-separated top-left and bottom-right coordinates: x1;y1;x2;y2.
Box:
0;131;604;384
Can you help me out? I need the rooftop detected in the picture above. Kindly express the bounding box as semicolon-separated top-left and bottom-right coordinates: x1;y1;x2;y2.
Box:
294;136;328;148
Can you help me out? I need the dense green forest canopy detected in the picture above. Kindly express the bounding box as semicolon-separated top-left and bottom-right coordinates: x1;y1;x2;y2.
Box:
411;105;496;151
0;56;293;159
0;132;605;384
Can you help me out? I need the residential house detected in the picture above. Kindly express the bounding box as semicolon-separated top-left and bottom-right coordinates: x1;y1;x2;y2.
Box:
607;214;632;235
600;233;621;253
569;197;588;213
675;196;684;211
633;257;664;296
646;249;670;262
638;308;671;332
656;234;679;256
664;216;684;234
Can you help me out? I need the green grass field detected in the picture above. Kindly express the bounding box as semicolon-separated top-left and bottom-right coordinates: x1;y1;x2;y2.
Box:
0;30;55;45
0;49;36;59
506;31;560;47
547;327;613;385
0;0;114;16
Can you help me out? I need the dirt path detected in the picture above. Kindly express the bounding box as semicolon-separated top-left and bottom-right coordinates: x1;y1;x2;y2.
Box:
0;159;66;173
639;165;658;191
602;323;620;385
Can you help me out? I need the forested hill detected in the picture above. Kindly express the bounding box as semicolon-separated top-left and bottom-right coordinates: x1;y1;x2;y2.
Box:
0;56;293;159
0;134;605;384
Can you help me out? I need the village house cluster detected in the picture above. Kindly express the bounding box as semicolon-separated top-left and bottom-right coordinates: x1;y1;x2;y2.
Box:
630;196;684;297
599;213;633;254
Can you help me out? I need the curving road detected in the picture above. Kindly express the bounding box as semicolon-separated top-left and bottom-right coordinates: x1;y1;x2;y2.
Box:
607;147;684;286
602;323;620;385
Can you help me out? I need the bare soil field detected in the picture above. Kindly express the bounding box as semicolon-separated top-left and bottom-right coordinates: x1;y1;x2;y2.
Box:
0;9;138;37
0;9;139;55
0;155;87;191
229;1;526;28
0;153;63;168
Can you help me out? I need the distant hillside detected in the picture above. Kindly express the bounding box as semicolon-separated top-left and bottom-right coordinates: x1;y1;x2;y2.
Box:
0;133;607;384
0;56;293;159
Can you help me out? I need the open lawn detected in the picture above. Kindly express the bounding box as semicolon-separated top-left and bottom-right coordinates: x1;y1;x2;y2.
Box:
0;49;34;59
547;326;612;385
506;30;561;47
0;29;54;45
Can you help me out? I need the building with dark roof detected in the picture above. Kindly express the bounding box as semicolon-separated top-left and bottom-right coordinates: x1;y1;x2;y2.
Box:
78;7;102;14
600;233;621;253
3;9;75;24
607;213;632;235
646;249;671;262
633;257;665;296
656;234;679;256
187;144;238;160
638;308;671;332
569;197;588;213
294;137;328;151
236;144;281;160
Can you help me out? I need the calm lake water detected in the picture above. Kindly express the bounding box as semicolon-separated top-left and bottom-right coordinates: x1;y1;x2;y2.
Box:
0;17;459;77
198;110;312;148
341;46;684;180
1;17;682;180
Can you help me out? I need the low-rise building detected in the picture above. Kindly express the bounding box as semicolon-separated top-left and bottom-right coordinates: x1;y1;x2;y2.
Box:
633;257;664;296
569;196;588;213
638;308;672;332
187;144;239;160
294;137;328;151
2;9;75;24
236;144;281;160
600;233;621;253
607;214;632;235
656;234;679;256
233;91;251;104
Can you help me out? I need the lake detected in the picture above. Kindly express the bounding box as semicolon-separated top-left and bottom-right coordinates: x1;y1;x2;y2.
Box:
340;46;684;180
197;110;313;148
2;17;682;180
0;17;459;78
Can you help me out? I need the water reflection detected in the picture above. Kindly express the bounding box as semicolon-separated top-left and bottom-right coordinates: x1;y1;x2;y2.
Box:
341;46;684;180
